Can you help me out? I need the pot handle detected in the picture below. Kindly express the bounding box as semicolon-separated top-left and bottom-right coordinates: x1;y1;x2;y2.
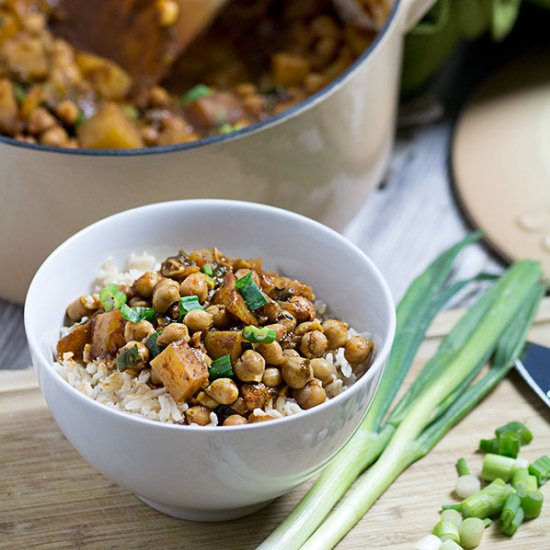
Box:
399;0;438;33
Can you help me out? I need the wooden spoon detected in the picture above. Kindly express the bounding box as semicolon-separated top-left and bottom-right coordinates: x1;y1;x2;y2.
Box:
50;0;229;86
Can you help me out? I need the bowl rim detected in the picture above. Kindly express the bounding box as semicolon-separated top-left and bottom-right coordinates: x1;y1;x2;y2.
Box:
1;1;401;158
25;199;396;432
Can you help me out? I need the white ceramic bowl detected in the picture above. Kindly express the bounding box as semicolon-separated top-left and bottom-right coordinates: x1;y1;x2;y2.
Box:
24;200;395;521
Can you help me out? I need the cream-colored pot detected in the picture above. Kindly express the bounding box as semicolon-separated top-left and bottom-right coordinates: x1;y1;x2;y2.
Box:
2;0;433;303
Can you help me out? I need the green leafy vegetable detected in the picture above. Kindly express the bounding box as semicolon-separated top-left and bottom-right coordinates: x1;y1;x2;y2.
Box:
99;284;127;312
178;295;204;320
242;325;276;344
120;303;156;323
235;272;267;311
116;344;140;372
208;354;233;379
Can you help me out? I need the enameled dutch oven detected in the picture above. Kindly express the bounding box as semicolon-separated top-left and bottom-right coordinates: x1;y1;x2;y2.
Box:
4;0;434;303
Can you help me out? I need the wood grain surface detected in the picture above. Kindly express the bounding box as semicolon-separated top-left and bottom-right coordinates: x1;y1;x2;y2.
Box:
2;301;549;549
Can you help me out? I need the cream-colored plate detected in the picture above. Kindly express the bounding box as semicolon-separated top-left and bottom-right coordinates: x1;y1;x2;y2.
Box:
452;51;550;277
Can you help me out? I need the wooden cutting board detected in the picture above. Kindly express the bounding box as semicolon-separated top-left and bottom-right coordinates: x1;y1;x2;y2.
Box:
2;300;550;549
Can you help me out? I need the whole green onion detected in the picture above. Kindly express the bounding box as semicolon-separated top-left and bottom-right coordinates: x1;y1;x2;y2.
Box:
235;272;267;311
529;455;550;486
481;454;515;482
242;325;276;344
120;303;156;323
208;354;233;379
116;344;140;372
461;478;515;518
456;458;470;476
521;490;544;519
99;283;127;312
458;517;485;548
178;295;204;320
432;520;460;542
495;421;532;445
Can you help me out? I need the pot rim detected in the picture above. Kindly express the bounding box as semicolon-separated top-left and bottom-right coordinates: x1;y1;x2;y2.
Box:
0;1;401;158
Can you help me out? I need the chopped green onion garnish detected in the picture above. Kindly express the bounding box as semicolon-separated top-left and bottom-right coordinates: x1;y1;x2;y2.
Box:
441;504;462;512
495;421;533;445
461;478;514;518
146;331;163;359
202;264;213;276
99;284;127;312
116;344;140;372
483;518;493;528
512;467;530;489
242;325;277;344
432;520;459;543
13;83;26;102
178;295;204;320
499;498;524;537
529;455;550;486
440;509;462;527
208;354;233;380
235;272;267;311
459;517;485;548
481;453;515;482
456;457;470;476
120;303;156;323
498;433;521;458
181;83;212;105
521;490;544;519
75;111;86;126
479;438;500;454
500;493;521;529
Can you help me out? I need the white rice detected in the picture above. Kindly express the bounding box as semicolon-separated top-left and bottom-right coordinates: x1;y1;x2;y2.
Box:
55;254;375;426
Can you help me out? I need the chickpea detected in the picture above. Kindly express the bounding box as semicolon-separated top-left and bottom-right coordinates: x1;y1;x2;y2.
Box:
235;82;257;96
183;309;213;333
149;85;171;107
310;15;340;39
234;350;265;383
294;379;327;410
264;323;287;341
55;100;79;125
196;391;218;409
230;397;249;416
124;320;155;343
117;341;149;371
185;405;211;426
66;296;87;321
40;126;69;147
315;37;337;62
254;340;284;366
310;358;333;383
157;323;189;346
223;415;248;426
304;73;328;94
300;330;328;359
140;126;159;146
22;13;46;34
206;378;239;405
295;321;324;335
248;412;277;423
283;349;300;358
152;278;180;313
134;271;161;299
206;304;231;328
281;356;312;389
128;297;150;308
322;320;349;349
344;336;374;366
179;273;209;303
27;107;56;135
263;367;282;387
241;383;269;411
156;0;179;27
277;311;297;332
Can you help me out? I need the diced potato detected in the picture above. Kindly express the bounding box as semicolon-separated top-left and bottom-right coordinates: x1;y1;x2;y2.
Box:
272;52;311;87
204;330;242;364
150;341;209;402
157;126;197;146
0;11;20;44
0;79;19;135
77;103;144;149
90;310;127;358
214;272;258;326
186;92;246;128
3;37;49;80
57;321;92;361
75;52;132;100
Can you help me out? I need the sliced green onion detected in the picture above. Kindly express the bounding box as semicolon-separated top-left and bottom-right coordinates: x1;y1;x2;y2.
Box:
178;295;204;320
412;534;442;550
524;475;539;492
458;517;485;549
146;331;163;359
439;540;462;550
99;283;127;312
512;467;529;489
461;478;515;518
483;518;492;528
120;303;156;323
441;504;462;512
498;433;521;458
242;325;276;344
481;454;515;482
499;503;524;536
208;354;233;379
181;83;212;105
432;520;460;543
479;438;500;454
116;344;140;372
495;421;532;445
440;509;462;527
456;457;470;476
75;111;86;126
235;272;267;311
202;264;213;276
455;475;481;499
513;457;529;471
13;83;26;102
500;493;521;529
529;455;550;486
521;490;543;519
